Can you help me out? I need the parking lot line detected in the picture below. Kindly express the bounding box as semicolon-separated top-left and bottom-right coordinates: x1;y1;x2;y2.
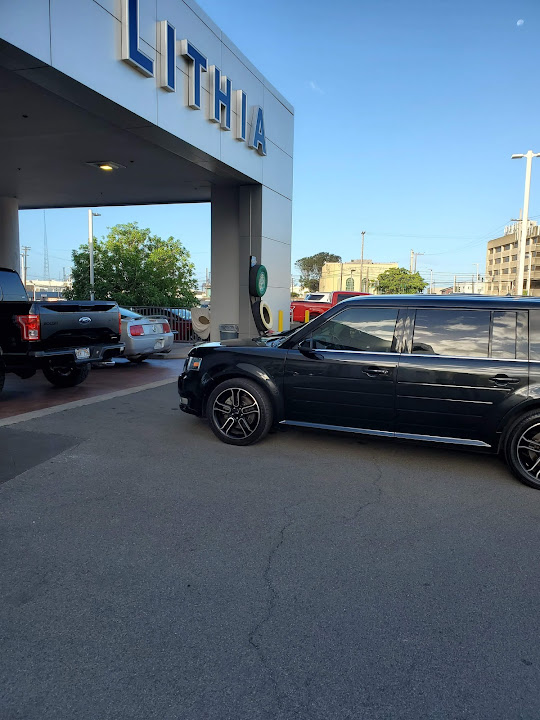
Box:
0;378;177;428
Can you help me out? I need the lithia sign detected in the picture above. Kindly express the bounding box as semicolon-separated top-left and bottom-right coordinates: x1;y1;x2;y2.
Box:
121;0;267;156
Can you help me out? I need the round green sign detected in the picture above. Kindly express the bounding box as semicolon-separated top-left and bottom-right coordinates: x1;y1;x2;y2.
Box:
250;264;268;297
256;265;268;296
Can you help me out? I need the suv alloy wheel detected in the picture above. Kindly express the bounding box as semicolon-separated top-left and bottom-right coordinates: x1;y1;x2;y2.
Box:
207;378;273;446
504;410;540;490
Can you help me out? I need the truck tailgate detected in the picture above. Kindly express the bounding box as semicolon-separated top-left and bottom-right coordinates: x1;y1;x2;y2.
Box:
36;301;121;348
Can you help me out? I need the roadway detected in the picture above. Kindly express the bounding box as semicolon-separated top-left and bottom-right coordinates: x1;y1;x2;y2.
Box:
1;379;540;719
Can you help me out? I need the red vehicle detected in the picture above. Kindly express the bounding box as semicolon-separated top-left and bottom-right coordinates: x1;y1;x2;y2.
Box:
290;291;370;323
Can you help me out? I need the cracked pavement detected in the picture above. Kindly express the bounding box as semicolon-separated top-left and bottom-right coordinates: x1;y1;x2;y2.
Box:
2;384;540;719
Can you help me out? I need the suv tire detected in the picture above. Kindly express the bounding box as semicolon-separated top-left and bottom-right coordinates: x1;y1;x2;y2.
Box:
504;410;540;490
207;378;273;446
43;362;90;388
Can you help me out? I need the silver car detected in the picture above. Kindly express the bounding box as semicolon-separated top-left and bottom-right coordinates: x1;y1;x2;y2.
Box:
119;308;174;363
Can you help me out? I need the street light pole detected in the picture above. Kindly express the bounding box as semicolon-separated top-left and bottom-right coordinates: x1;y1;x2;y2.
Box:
512;151;540;295
88;209;101;301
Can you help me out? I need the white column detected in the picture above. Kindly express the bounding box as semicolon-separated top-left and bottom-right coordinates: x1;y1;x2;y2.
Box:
0;198;20;272
210;184;292;341
210;186;241;341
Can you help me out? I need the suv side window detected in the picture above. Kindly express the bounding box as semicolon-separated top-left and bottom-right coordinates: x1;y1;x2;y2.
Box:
491;311;517;359
412;309;490;357
336;293;352;303
310;307;399;352
530;310;540;360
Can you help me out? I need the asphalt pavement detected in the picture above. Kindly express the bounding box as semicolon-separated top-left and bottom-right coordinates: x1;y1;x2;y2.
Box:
2;383;540;719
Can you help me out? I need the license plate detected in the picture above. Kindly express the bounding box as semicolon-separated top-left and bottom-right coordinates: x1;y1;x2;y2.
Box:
75;347;90;359
154;339;165;350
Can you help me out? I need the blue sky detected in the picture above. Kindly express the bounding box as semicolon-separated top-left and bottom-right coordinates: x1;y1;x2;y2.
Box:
20;0;540;289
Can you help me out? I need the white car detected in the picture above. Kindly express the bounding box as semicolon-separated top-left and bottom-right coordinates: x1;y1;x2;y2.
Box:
119;308;175;362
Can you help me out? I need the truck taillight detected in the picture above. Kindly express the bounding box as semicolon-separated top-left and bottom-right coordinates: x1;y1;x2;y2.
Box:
129;324;144;336
16;314;40;341
162;322;170;333
118;312;122;336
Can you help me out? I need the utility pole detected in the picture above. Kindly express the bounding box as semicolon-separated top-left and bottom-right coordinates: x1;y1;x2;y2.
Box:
21;245;31;288
360;231;365;292
409;250;424;273
88;209;101;301
453;275;457;293
512;150;540;294
429;269;433;294
43;210;50;280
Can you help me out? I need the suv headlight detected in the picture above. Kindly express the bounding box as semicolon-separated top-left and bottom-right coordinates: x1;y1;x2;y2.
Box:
186;356;202;372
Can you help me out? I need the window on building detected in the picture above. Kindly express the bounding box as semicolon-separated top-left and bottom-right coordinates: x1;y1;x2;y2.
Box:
310;307;399;353
495;258;501;264
512;254;518;261
496;247;502;252
503;256;509;262
504;244;511;250
502;268;509;274
494;270;499;276
412;309;490;357
345;277;354;290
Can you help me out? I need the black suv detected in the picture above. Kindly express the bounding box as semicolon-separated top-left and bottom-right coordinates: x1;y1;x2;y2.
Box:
179;295;540;489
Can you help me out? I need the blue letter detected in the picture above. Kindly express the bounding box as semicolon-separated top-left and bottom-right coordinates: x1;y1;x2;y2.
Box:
235;90;247;141
209;66;232;130
121;0;154;77
180;40;207;110
249;106;267;155
158;21;176;92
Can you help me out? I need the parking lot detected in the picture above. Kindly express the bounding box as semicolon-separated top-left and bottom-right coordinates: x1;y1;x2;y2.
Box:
2;378;540;720
0;351;190;425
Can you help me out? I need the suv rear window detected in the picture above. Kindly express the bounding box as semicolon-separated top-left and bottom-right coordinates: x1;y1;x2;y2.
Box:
0;271;28;301
491;311;517;359
412;309;490;358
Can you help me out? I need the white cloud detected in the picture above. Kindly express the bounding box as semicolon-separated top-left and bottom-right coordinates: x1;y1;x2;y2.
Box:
517;18;524;26
308;80;324;94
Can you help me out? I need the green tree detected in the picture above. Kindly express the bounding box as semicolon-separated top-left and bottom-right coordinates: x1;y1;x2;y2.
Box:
295;252;342;292
377;267;428;294
64;222;198;307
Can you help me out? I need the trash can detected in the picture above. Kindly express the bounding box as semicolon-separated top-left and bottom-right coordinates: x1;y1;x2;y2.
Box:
219;324;239;340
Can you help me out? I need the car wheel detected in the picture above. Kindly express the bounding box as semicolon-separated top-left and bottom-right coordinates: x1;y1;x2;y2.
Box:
504;410;540;489
42;362;90;388
207;378;273;446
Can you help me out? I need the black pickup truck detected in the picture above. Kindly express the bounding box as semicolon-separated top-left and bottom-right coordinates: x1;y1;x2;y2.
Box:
0;267;124;392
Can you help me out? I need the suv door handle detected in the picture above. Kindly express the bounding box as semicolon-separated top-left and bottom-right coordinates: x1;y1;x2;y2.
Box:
489;374;520;385
363;366;389;377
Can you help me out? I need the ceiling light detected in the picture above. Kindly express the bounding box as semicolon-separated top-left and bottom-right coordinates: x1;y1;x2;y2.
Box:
85;161;126;171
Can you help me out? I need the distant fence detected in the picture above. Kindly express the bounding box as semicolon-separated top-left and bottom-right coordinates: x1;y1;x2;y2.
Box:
129;306;194;343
